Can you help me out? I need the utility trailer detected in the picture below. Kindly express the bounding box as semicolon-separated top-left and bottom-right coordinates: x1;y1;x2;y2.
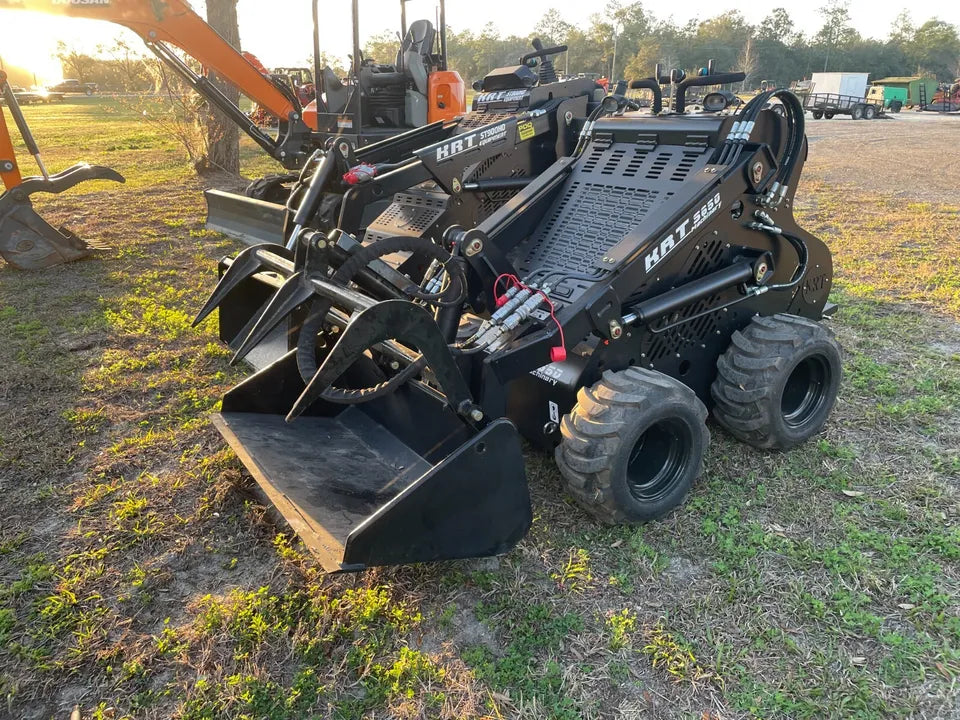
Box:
804;93;884;120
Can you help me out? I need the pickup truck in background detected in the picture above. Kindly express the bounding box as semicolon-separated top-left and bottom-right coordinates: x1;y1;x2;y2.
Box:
0;86;65;105
47;79;98;95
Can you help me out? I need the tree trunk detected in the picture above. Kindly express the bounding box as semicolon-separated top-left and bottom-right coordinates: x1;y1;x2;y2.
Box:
205;0;241;175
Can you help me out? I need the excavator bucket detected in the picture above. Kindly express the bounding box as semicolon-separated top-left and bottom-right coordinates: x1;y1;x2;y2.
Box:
0;165;125;270
196;244;532;572
1;74;124;270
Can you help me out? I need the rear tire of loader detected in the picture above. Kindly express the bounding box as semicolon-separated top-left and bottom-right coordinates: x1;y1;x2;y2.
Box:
555;368;709;524
711;314;842;451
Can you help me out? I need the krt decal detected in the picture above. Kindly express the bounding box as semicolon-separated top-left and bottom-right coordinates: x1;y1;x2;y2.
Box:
643;192;721;273
434;123;508;162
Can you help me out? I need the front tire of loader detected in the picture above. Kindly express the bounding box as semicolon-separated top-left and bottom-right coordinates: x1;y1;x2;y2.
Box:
556;368;709;524
711;314;842;451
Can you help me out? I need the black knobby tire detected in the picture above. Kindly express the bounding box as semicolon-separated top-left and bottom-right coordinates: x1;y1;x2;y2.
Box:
555;367;709;524
824;111;835;119
711;314;842;450
811;110;823;120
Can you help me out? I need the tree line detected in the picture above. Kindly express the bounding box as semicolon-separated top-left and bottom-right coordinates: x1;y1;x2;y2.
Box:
50;0;960;94
367;0;960;87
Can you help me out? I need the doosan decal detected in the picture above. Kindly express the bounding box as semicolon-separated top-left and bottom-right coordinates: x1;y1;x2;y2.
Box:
643;192;721;273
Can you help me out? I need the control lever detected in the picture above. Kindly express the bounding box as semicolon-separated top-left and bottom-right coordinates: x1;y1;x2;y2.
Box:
674;71;746;114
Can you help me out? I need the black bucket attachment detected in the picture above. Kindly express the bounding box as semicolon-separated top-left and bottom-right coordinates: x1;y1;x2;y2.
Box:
196;243;532;572
204;189;286;246
0;164;125;270
214;349;531;572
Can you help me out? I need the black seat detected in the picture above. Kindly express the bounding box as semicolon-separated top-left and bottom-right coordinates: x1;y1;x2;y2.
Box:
322;67;349;114
398;19;435;94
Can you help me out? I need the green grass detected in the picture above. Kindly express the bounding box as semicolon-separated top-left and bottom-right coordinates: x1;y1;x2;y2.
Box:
0;98;958;719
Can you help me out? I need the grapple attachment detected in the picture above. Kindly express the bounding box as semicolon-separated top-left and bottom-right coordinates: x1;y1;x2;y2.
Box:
196;239;531;572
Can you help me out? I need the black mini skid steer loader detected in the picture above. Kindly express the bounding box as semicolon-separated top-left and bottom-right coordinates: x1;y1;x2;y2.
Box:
195;67;842;572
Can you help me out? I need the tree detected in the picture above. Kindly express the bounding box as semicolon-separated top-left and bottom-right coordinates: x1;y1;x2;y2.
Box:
315;51;348;78
205;0;240;175
908;19;960;80
738;36;759;90
55;42;98;83
363;31;401;67
758;8;795;44
815;0;858;71
688;11;753;73
534;9;573;47
888;10;914;49
103;39;155;91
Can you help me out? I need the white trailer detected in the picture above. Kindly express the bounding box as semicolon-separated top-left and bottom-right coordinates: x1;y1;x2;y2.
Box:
809;72;869;98
804;72;884;120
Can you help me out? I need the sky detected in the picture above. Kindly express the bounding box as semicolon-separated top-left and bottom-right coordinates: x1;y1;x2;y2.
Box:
0;0;957;84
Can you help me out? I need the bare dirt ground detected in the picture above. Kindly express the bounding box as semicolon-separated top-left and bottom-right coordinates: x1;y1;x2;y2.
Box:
801;112;960;203
0;101;958;720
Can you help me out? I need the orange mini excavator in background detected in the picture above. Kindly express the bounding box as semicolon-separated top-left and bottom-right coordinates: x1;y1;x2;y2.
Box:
0;0;466;268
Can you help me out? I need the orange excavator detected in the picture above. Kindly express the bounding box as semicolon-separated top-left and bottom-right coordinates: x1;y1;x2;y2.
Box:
0;0;465;269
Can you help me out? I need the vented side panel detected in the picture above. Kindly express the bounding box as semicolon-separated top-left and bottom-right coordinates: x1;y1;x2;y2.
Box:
515;179;671;281
458;112;515;130
364;191;449;243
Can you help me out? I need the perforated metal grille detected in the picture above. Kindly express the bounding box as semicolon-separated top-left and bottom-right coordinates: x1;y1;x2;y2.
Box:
686;235;725;277
476;168;527;222
467;154;502;182
642;236;730;361
517;181;664;276
580;144;705;183
458;112;515;130
646;294;721;362
364;191;448;243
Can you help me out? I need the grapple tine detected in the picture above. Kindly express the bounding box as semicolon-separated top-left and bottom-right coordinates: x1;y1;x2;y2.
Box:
193;244;294;327
230;271;315;364
287;299;474;421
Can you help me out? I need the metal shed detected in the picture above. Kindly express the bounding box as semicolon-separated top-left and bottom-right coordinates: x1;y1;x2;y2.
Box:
871;76;940;107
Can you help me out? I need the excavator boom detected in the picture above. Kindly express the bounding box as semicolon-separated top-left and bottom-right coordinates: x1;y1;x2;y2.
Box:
0;0;320;269
1;0;298;124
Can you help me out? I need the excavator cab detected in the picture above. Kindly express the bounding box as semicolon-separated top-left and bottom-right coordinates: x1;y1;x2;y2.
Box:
0;72;123;270
303;0;466;147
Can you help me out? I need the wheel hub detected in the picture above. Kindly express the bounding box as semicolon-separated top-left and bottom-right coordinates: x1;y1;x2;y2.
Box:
781;355;829;428
626;418;693;502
